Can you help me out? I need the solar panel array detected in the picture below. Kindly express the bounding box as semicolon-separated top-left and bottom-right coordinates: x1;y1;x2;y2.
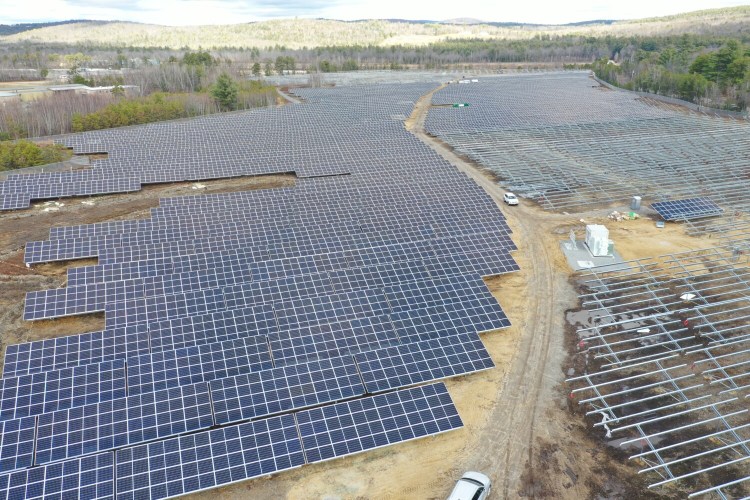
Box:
650;197;724;221
425;72;750;217
1;82;518;497
0;83;451;210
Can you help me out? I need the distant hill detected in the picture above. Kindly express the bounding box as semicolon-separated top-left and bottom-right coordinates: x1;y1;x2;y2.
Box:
2;6;749;49
0;20;90;36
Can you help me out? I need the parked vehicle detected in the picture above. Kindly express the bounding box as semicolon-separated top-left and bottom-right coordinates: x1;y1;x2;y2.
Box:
503;192;519;205
447;471;492;500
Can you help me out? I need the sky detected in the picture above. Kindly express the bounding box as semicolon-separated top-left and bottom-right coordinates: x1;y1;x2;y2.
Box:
2;0;749;26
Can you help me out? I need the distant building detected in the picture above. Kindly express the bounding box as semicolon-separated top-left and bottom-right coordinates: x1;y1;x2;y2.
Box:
48;84;140;95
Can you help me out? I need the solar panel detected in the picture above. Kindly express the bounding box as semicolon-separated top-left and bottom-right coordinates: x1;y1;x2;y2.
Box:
3;325;149;378
0;193;31;211
0;359;127;421
115;414;304;499
126;337;272;396
651;197;724;221
147;304;277;353
210;356;364;425
268;315;400;367
273;288;390;331
355;333;495;393
297;382;463;463
0;416;35;474
0;452;114;500
35;382;213;465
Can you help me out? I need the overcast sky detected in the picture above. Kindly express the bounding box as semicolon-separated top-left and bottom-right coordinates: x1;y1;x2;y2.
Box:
3;0;749;26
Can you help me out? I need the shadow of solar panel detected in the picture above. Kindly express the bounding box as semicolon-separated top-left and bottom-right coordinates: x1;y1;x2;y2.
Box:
297;382;462;463
0;452;114;500
651;197;724;221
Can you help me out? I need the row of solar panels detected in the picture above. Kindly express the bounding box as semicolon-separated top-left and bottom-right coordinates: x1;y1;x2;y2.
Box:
0;382;463;500
60;231;512;286
8;285;508;379
651;197;724;221
47;174;498;240
0;334;487;469
0;84;438;210
26;175;510;264
25;210;511;265
25;246;515;320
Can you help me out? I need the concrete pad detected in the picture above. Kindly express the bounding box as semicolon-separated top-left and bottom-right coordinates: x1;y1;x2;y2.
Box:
560;240;630;272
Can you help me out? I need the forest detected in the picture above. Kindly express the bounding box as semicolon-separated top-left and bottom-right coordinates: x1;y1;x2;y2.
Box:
593;37;750;111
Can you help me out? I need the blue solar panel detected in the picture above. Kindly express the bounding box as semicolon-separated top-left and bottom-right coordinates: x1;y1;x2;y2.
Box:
3;325;149;378
0;417;35;474
3;83;522;499
0;452;114;500
35;382;213;465
115;414;304;499
651;197;723;221
210;357;364;425
126;337;272;396
0;193;31;211
297;382;463;463
355;333;495;393
148;304;277;353
0;359;126;421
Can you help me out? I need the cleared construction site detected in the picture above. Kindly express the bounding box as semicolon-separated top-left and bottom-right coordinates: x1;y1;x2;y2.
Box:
0;71;748;499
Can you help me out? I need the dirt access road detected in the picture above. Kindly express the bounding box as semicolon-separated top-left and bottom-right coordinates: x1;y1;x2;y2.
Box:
407;85;581;498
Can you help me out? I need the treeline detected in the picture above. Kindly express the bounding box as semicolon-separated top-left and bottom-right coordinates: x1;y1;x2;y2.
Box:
5;33;750;76
0;140;71;170
2;33;749;139
70;80;276;132
0;64;277;139
593;37;750;111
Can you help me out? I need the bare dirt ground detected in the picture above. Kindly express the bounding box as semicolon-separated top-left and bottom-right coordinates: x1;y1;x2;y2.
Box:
0;86;718;500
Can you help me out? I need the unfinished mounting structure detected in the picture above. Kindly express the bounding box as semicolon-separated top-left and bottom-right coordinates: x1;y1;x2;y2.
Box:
568;245;750;498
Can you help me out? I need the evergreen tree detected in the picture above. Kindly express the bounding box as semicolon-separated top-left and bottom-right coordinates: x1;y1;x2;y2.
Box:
211;72;238;111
